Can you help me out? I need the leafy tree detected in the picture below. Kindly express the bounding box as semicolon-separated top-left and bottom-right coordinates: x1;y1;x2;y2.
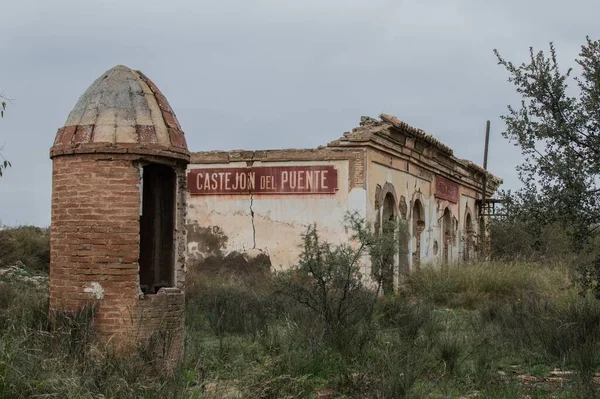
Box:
0;93;11;177
494;38;600;295
494;37;600;241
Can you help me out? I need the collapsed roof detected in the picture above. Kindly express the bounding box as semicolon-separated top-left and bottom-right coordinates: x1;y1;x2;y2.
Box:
328;113;502;187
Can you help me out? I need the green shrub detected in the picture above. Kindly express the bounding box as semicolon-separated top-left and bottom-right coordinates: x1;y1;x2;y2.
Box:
368;334;433;398
186;273;277;338
0;225;50;272
276;213;398;353
0;280;190;398
571;341;599;385
374;295;437;340
489;219;575;262
485;290;600;369
472;340;496;389
0;280;47;331
436;335;464;376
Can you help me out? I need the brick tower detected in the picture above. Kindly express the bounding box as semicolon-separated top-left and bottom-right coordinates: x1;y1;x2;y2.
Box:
49;65;189;364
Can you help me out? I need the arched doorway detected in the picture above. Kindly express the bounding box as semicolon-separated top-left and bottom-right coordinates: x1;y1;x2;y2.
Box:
442;208;452;264
380;193;396;295
412;199;425;270
464;211;473;261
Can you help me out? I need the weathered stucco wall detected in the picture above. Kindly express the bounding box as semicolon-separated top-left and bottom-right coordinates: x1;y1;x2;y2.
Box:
185;114;501;287
366;148;482;272
186;159;367;272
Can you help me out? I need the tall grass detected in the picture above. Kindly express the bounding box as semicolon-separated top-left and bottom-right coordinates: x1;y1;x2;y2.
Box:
405;261;570;308
0;276;192;398
483;291;600;378
3;254;600;397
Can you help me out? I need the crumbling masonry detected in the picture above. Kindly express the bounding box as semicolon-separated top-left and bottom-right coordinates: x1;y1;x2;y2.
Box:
186;115;502;293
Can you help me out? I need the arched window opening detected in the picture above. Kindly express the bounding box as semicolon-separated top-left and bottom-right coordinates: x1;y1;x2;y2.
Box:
382;193;396;222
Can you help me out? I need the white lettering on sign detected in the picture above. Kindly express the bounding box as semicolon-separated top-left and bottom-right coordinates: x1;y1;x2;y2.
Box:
188;166;338;195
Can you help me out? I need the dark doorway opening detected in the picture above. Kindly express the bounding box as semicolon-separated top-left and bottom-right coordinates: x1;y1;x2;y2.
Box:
139;164;176;294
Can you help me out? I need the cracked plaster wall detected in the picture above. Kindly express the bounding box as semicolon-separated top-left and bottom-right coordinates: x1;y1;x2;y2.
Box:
186;160;365;271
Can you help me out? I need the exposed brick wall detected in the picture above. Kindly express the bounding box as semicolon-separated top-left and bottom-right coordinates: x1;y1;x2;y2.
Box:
175;171;187;289
350;150;365;189
136;288;185;368
50;154;185;365
50;155;140;314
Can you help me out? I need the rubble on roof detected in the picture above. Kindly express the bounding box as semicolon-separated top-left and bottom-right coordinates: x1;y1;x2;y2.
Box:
329;113;502;186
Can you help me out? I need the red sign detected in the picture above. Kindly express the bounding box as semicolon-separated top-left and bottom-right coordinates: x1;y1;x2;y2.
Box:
435;176;459;203
188;166;338;195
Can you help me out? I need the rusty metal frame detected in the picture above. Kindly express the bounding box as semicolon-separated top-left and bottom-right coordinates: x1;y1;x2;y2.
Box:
476;198;509;218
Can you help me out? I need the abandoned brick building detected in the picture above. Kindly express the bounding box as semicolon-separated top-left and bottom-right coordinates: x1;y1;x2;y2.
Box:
49;65;188;363
49;65;502;356
187;114;502;291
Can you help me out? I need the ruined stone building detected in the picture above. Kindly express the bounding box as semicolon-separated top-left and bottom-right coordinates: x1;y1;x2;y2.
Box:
49;65;188;365
187;114;502;290
49;64;501;357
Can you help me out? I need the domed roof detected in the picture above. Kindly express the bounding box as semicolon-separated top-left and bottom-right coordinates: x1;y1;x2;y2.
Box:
51;65;189;162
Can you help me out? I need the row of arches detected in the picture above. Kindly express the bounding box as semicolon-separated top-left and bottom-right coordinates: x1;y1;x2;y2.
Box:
374;184;480;292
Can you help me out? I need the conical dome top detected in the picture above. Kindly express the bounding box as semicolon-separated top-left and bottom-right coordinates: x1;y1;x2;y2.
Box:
51;65;189;161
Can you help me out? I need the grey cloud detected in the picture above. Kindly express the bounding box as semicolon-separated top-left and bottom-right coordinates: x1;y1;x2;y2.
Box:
0;0;597;225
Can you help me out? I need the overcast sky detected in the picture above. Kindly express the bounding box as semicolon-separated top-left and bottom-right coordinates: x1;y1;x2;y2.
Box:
0;0;596;226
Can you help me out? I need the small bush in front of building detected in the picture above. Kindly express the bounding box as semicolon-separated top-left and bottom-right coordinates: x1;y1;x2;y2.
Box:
276;212;398;354
0;225;50;272
374;295;437;340
186;272;278;340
